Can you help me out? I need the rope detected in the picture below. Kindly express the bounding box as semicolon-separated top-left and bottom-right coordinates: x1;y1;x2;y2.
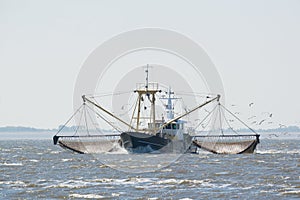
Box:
220;104;240;136
73;106;84;136
194;103;218;131
55;104;84;136
220;104;259;135
218;104;224;135
85;103;123;133
83;104;90;136
129;97;139;131
84;104;104;134
87;91;133;98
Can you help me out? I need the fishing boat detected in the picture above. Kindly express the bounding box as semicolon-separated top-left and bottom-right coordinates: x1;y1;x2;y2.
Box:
53;67;260;154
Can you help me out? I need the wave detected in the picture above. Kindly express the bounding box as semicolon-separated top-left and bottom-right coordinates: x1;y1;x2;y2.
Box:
257;149;300;154
280;190;300;196
0;162;23;166
69;194;106;199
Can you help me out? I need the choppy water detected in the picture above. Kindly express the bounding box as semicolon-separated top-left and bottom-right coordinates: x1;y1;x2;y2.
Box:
1;133;299;199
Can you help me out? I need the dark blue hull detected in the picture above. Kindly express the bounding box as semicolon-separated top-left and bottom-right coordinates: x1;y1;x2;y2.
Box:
120;132;171;153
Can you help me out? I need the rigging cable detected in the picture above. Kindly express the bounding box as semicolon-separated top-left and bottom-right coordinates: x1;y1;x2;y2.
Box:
85;103;123;133
73;106;84;136
220;104;259;135
194;103;218;131
54;104;84;136
83;103;90;136
85;104;119;134
129;97;139;132
219;104;240;136
218;104;224;135
88;91;133;98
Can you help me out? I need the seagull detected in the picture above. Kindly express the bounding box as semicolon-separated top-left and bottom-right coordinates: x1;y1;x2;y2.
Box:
248;116;256;120
258;119;266;125
270;133;279;137
279;124;287;128
249;103;254;107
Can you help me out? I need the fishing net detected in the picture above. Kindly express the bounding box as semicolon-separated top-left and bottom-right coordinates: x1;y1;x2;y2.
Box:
192;103;260;154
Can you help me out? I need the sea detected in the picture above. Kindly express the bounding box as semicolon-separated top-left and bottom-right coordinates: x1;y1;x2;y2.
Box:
0;132;299;199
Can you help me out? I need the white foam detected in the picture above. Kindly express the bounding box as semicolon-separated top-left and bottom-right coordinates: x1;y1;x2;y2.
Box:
45;180;96;189
157;178;206;185
111;193;120;197
69;194;105;199
0;180;26;186
281;190;300;195
0;162;23;166
50;151;59;154
257;150;300;154
61;158;72;162
160;168;172;172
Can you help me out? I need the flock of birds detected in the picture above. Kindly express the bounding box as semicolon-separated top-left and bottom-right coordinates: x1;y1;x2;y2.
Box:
228;102;291;138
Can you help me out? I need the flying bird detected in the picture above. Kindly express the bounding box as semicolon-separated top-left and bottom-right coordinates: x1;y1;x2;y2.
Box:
270;133;279;137
258;119;266;125
248;116;256;120
279;124;287;128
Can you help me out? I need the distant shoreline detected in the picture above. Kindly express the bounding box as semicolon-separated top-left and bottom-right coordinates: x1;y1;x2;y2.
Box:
0;125;299;133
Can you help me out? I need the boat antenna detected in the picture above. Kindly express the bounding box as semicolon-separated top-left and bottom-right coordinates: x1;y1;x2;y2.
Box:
145;64;149;91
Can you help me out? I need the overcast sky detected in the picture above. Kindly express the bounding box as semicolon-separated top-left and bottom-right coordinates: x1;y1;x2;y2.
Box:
1;0;300;129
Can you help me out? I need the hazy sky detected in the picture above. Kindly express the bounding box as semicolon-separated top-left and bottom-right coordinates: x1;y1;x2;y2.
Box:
1;0;300;129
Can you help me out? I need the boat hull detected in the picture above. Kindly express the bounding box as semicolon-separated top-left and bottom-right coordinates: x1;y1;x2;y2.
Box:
120;132;171;153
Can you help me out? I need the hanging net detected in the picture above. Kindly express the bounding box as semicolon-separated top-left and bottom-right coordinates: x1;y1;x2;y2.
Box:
192;103;260;154
53;102;121;154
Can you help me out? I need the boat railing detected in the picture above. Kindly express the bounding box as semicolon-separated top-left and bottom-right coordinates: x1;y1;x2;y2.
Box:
136;82;159;91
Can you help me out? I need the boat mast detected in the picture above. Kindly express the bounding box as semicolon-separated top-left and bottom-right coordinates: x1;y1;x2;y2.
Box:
160;87;176;120
134;65;160;134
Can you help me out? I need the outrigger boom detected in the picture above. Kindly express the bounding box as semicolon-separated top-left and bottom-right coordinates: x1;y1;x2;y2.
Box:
82;95;136;131
82;94;221;135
